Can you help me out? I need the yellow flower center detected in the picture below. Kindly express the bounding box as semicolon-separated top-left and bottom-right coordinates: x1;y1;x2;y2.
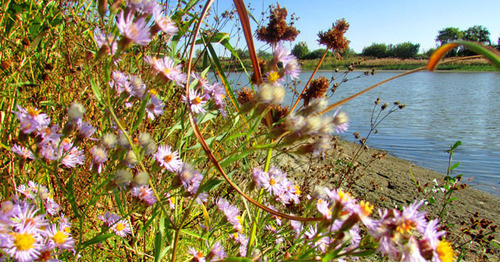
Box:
163;154;173;163
396;219;416;234
116;223;125;231
193;97;202;105
437;240;456;262
163;68;171;75
14;232;36;251
294;185;301;196
359;201;374;217
149;89;157;96
268;71;280;83
26;106;40;117
53;231;67;245
269;177;276;186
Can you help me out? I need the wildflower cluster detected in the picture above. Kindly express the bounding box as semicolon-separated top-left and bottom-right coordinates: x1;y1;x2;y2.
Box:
12;104;90;169
252;167;301;205
0;182;73;261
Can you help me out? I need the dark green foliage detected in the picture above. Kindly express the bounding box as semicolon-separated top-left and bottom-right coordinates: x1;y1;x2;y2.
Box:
291;41;310;59
390;42;420;59
362;43;388;58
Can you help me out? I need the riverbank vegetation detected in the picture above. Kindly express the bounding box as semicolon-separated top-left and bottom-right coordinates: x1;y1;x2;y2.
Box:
0;0;498;261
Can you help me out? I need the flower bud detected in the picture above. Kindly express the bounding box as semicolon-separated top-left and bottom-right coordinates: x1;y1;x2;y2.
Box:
138;132;153;147
124;150;138;166
102;133;117;149
133;171;150;186
114;169;132;188
68;102;86;123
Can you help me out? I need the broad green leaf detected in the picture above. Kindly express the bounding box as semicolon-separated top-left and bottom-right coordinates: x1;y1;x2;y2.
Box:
199;178;224;193
450;162;460;170
89;78;103;105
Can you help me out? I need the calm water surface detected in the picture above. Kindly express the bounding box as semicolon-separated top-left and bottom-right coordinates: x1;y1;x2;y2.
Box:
223;71;500;195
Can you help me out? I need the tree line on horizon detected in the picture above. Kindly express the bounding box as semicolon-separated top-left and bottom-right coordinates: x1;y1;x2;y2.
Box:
231;25;498;60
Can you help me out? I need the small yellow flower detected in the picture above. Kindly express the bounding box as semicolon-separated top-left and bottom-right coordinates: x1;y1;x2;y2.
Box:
14;232;36;251
437;239;456;262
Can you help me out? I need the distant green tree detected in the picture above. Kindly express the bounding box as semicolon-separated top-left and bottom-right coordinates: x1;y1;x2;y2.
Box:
291;42;309;59
436;27;463;46
257;49;272;59
435;27;463;56
303;48;333;59
390;42;420;59
340;47;357;58
463;25;490;44
362;43;388;58
232;48;249;59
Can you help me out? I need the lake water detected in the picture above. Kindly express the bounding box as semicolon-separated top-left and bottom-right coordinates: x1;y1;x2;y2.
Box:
221;71;500;196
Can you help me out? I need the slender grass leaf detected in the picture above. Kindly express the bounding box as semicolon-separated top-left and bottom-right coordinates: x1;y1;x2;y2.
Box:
89;78;103;106
131;94;148;133
80;234;115;249
199;178;224;193
428;41;500;70
66;175;81;217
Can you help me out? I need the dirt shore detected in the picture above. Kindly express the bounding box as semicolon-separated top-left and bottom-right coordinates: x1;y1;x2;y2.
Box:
278;137;500;260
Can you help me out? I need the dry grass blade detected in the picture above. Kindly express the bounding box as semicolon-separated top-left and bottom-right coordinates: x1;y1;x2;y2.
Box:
319;67;426;115
234;0;262;85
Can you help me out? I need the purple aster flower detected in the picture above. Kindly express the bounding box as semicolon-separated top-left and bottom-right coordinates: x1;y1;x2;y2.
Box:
146;95;164;120
98;212;120;227
13;105;50;134
188;247;205;262
317;199;332;220
60;147;85;168
399;200;428;234
45;224;74;251
11;144;34;160
112;219;131;237
332;109;349;134
216;198;244;233
131;185;157;206
178;164;204;195
90;146;108;174
3;227;43;262
182;89;206;114
208;241;226;261
153;145;182;172
153;6;178;35
146;55;187;85
44;197;60;216
94;28;118;55
116;10;151;46
76;120;97;141
273;43;301;80
11;203;48;231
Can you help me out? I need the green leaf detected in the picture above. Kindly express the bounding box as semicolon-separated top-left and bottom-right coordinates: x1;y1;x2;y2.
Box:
80;234;115;249
89;78;103;105
153;231;164;262
450;162;460;170
350;249;377;257
222;258;253;262
131;94;149;133
451;141;462;150
66;175;81;217
447;197;458;203
199;178;224;193
428;197;436;204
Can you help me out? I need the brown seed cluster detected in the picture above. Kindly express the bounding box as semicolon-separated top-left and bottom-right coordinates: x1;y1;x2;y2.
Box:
270;104;289;124
237;87;254;105
256;4;299;44
318;18;350;52
302;77;329;106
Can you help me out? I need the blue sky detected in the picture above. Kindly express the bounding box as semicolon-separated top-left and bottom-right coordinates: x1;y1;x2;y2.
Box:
212;0;500;54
